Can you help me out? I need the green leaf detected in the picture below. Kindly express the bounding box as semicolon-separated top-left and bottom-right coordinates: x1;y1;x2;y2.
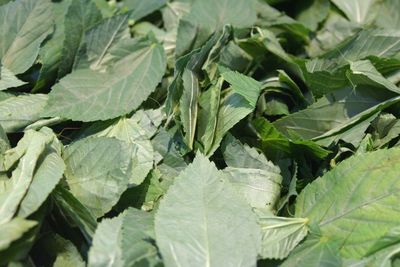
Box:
348;60;400;94
375;0;400;29
313;29;400;70
0;129;52;224
0;0;53;74
201;78;222;154
52;186;97;239
155;153;261;267
17;134;65;218
281;235;342;267
63;137;132;217
223;167;282;210
222;71;262;106
84;117;155;186
33;0;72;92
0;94;48;133
130;108;164;138
176;0;257;56
180;69;200;149
124;0;167;21
199;85;259;156
256;2;309;42
253;117;331;161
58;0;102;77
273;87;394;140
44;38;166;122
74;13;130;71
330;0;378;24
255;208;309;260
296;0;330;31
151;127;188;181
296;148;400;258
0;124;9;156
222;135;282;209
0;65;26;91
0;218;37;251
88;208;160;267
52;235;85;267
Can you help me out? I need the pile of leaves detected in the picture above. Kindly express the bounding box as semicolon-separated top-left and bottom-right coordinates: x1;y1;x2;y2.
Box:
1;0;400;266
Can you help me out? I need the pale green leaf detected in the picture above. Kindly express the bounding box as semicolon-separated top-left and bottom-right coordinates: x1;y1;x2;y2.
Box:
223;167;282;210
0;66;26;91
88;208;160;267
53;235;85;267
221;134;278;170
63;137;132;217
281;236;342;267
180;69;200;149
74;13;130;71
130;108;164;138
44;38;166;122
0;218;37;251
296;0;330;31
296;148;400;258
176;0;256;56
17;137;65;218
33;0;72;92
58;0;102;77
0;94;48;133
310;29;400;72
0;129;52;224
222;136;282;209
124;0;167;21
273;87;394;140
86;117;155;186
0;0;53;74
88;215;124;267
222;71;262;106
0;124;9;163
330;0;378;24
255;209;308;260
201;78;222;154
375;0;400;29
155;153;261;267
151;128;188;182
53;186;97;239
199;89;257;156
348;60;400;94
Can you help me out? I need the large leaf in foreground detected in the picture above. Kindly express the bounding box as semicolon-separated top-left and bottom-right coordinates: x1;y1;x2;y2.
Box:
296;148;400;258
44;38;166;122
63;137;132;217
0;0;53;74
155;153;261;267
